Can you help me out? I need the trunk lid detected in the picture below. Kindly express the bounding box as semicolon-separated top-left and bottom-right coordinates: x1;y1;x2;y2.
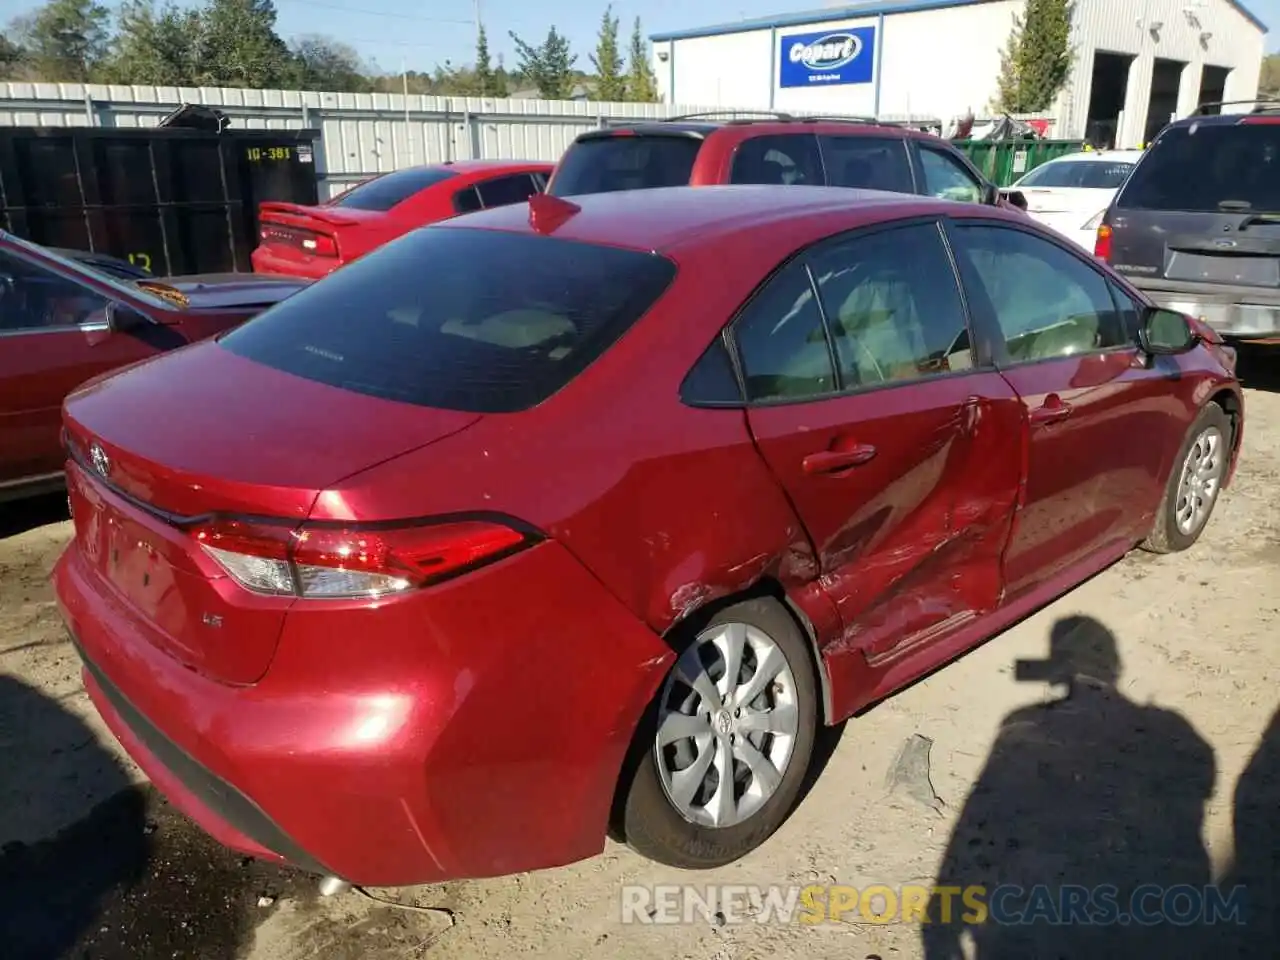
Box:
1108;208;1280;288
63;340;481;684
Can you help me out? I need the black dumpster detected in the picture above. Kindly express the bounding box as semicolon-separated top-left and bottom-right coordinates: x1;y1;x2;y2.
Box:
0;124;321;275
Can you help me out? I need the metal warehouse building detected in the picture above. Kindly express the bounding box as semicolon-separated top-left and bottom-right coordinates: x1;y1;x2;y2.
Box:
650;0;1267;147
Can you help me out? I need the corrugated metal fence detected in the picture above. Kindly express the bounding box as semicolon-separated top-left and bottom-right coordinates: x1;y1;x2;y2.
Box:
0;82;944;198
0;82;687;198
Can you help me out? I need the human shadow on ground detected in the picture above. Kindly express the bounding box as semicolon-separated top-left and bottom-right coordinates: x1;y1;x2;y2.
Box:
1218;703;1280;956
0;492;69;541
0;673;147;959
921;615;1221;960
0;674;311;960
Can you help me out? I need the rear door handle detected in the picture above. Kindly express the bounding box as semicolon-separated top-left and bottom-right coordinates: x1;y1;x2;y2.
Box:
1029;394;1073;426
802;443;877;475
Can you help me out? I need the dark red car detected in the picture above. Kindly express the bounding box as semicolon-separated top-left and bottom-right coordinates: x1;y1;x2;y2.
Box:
250;159;555;279
0;231;308;503
547;112;1030;212
54;186;1241;889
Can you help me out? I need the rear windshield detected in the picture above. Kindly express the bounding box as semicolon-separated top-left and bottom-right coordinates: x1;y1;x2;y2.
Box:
329;167;457;211
1116;123;1280;212
218;226;677;413
547;135;701;197
1018;159;1134;189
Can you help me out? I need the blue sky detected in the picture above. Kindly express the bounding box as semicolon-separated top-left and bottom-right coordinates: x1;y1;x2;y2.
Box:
1;0;1277;74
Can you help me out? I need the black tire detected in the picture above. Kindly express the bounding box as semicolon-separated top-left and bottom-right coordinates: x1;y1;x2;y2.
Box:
1142;402;1232;554
620;597;819;869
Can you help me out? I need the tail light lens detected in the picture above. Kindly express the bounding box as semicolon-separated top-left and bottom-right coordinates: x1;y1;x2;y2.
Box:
191;518;533;599
1094;223;1113;261
1082;209;1106;231
258;224;340;258
300;232;339;257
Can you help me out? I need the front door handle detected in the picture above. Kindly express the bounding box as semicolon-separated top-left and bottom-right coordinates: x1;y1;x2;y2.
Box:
802;443;877;475
1029;394;1073;426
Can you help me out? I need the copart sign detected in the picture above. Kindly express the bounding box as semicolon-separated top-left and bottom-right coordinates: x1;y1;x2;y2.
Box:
778;26;876;87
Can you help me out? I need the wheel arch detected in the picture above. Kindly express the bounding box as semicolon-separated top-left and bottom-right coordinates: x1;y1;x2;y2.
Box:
1208;387;1243;486
656;576;835;725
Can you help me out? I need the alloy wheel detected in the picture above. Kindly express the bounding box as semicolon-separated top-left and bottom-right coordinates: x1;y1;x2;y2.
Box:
653;621;800;828
1175;425;1225;536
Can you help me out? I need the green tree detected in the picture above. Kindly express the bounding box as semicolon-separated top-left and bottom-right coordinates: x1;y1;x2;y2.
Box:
1260;53;1280;98
193;0;293;88
290;34;370;92
0;34;26;78
509;25;576;100
18;0;110;81
102;0;199;85
471;24;507;96
591;5;625;101
625;16;658;102
994;0;1074;113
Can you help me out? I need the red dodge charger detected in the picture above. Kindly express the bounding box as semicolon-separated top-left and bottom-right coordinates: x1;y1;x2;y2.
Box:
250;159;554;279
54;185;1243;888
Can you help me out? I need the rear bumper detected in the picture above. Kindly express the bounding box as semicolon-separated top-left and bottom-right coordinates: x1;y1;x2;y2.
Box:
249;246;340;280
1126;278;1280;339
53;537;672;886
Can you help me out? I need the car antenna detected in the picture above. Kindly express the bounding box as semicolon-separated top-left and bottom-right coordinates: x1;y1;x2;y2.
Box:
528;193;581;235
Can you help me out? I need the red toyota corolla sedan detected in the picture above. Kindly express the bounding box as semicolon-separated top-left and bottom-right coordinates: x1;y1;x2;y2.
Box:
249;159;554;279
54;185;1243;888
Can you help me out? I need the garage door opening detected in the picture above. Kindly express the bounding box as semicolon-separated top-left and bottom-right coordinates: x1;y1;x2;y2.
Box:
1197;65;1232;114
1145;57;1186;144
1085;51;1133;149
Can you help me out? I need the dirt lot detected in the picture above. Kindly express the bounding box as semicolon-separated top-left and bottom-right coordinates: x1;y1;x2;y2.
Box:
2;352;1278;960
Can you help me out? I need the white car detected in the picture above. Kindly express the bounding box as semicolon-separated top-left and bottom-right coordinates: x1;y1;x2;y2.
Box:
1010;150;1144;251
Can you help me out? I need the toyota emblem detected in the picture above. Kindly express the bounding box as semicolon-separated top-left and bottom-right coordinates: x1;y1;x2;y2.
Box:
89;443;111;478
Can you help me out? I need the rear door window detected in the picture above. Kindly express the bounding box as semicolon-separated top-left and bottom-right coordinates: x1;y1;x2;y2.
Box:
809;222;973;386
1018;160;1135;189
730;134;824;186
453;186;482;214
731;259;834;402
329;167;457;211
218;227;677;413
547;135;701;197
476;173;541;208
1116;123;1280;212
819;136;914;193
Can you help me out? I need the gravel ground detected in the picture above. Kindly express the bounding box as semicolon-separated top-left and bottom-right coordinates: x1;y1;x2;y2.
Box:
1;348;1277;960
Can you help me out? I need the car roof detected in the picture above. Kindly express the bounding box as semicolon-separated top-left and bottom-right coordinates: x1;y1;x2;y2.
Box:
433;159;554;174
439;184;994;254
573;116;939;144
1164;102;1280;128
1046;150;1145;164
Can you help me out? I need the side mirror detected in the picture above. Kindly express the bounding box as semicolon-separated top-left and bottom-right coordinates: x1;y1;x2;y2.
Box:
1003;189;1028;211
105;301;149;332
1138;307;1199;355
981;181;1000;206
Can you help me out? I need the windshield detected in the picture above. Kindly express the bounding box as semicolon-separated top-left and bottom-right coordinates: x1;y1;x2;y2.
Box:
1116;123;1280;212
547;135;701;197
1018;159;1134;190
3;233;182;311
219;226;677;413
329;167;457;211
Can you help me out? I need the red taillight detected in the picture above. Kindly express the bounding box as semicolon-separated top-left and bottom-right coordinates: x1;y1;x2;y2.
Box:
190;517;532;599
1094;223;1113;261
257;223;339;258
301;232;339;257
